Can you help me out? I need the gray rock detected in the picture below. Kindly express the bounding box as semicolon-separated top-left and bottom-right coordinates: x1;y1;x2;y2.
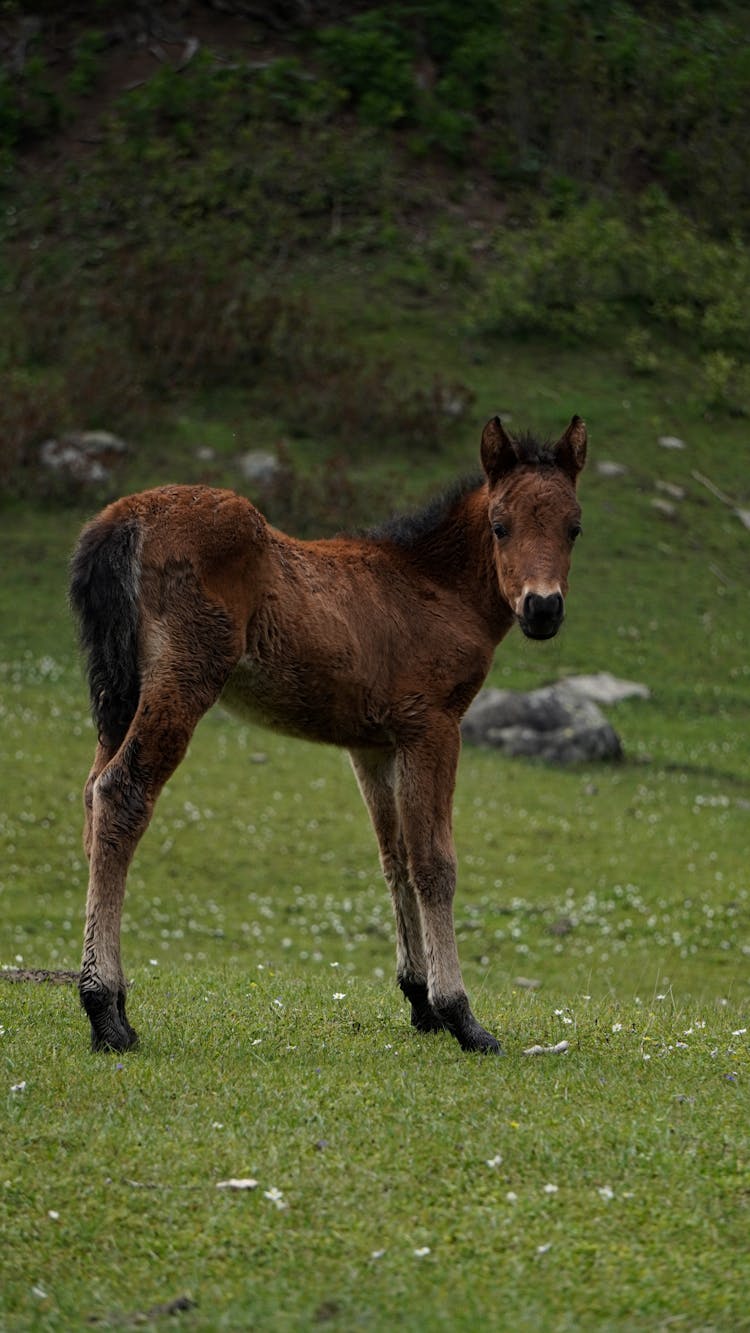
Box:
658;435;686;450
560;672;651;704
39;430;128;485
461;683;623;764
596;460;628;477
238;450;282;485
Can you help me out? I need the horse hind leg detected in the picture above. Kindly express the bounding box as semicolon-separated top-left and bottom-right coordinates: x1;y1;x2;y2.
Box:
81;692;205;1051
349;749;445;1034
82;628;242;1051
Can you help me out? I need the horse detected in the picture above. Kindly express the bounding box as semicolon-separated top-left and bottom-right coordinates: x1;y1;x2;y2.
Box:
69;413;587;1056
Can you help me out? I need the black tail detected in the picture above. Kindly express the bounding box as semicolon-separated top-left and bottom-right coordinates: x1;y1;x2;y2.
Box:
69;516;142;751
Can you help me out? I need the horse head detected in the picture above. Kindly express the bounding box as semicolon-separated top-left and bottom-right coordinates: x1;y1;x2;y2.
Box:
480;414;587;640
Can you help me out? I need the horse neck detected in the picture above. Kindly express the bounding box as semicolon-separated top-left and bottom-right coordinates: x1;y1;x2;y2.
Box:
405;484;514;641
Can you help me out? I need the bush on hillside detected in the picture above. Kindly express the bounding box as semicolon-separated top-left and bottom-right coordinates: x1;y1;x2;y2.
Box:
472;193;750;355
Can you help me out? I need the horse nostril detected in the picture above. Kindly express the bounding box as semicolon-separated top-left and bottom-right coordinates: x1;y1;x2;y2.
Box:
523;592;564;623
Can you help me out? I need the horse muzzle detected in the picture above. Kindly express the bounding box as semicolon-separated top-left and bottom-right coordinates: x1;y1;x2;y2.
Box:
518;591;565;640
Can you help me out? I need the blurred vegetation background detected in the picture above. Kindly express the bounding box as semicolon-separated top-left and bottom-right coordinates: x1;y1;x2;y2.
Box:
2;20;749;1324
2;0;750;522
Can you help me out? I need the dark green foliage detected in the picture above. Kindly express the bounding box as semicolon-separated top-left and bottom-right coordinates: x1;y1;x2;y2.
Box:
316;12;416;126
3;3;750;492
66;29;106;98
0;49;61;175
312;1;750;229
472;190;750;356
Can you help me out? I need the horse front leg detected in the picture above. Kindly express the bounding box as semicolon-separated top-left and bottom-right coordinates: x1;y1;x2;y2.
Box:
396;722;503;1055
350;749;442;1033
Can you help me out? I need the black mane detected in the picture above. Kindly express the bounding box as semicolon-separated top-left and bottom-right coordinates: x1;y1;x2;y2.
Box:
366;431;557;552
367;473;483;550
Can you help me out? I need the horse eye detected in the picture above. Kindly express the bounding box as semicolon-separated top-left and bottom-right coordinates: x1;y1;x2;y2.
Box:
569;523;582;542
492;522;508;540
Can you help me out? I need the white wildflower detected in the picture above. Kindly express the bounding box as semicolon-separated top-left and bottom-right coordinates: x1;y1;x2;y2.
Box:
263;1186;287;1210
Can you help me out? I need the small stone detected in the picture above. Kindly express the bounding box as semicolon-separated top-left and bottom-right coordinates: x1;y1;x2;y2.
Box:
39;430;128;486
651;497;676;517
238;450;282;485
596;460;627;477
523;1041;569;1056
548;917;574;937
655;480;685;500
658;435;686;450
64;430;127;456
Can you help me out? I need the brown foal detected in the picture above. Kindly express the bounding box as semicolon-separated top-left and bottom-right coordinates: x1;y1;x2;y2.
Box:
70;414;586;1054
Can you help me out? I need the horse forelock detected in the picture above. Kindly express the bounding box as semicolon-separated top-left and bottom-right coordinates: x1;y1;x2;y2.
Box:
508;432;559;469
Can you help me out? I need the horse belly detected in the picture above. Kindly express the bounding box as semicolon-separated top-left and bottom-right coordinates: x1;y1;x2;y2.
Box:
219;654;392;748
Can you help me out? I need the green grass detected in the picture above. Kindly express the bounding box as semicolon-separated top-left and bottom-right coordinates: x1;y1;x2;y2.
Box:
2;976;749;1331
1;338;750;1329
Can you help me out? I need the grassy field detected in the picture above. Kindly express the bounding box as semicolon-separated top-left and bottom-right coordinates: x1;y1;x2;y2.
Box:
1;336;749;1330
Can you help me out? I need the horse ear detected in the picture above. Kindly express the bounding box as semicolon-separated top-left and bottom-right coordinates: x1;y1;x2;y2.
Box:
554;416;587;483
481;416;518;484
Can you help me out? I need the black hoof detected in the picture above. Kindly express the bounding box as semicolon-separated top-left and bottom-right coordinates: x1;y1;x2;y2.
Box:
433;994;504;1055
399;977;447;1033
81;987;139;1053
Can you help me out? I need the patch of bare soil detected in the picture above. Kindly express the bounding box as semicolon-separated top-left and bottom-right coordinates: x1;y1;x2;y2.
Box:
1;967;79;984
